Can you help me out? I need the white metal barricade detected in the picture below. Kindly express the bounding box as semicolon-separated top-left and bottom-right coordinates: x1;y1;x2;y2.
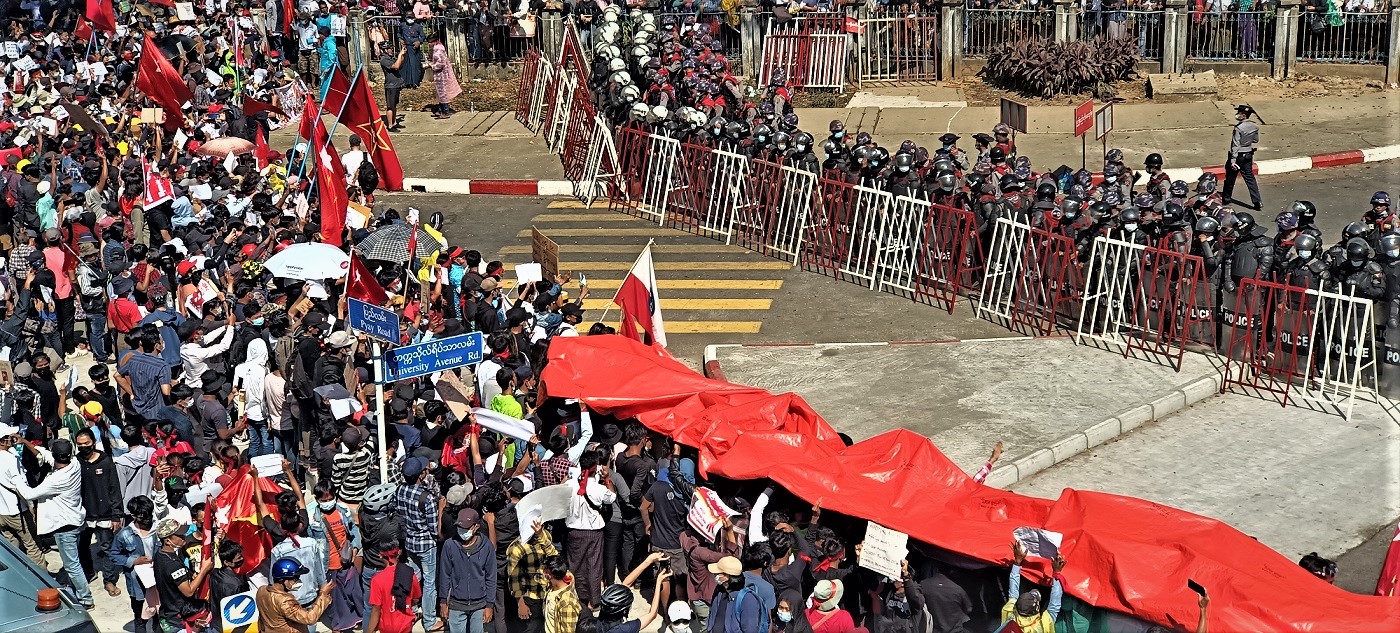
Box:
876;195;931;296
976;217;1034;324
634;133;680;225
525;60;554;134
701;149;754;243
840;185;894;290
577;114;619;207
1298;287;1380;420
545;71;578;155
1075;235;1147;350
767;165;817;263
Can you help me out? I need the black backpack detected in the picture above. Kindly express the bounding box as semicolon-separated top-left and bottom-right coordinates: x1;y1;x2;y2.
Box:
357;157;379;191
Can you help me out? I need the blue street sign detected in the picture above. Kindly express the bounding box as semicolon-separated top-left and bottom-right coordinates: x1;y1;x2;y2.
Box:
221;591;258;629
384;332;486;382
348;298;400;342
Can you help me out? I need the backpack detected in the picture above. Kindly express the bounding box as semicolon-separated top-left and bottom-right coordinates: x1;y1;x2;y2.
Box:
725;585;770;633
357;157;379;190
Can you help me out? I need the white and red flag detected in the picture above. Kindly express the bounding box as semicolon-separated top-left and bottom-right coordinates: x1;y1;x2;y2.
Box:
613;241;667;347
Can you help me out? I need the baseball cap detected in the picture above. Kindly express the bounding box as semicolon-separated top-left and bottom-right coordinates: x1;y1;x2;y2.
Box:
401;456;428;478
49;439;73;462
240;243;257;258
707;556;741;576
176;260;197;276
668;602;693;623
456;508;482;529
80;401;103;420
155;518;188;539
446;483;475;505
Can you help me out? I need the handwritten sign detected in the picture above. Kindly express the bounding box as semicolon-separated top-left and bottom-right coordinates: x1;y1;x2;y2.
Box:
858;522;908;580
531;227;558;282
175;2;197;21
686;487;738;540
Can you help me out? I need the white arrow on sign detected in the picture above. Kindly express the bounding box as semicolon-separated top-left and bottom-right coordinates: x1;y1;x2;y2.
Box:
221;590;258;628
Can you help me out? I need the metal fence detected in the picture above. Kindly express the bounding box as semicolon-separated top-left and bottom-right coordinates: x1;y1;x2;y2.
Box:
1297;11;1391;64
964;8;1056;57
1186;11;1275;61
857;7;941;83
1079;9;1166;60
365;14;541;69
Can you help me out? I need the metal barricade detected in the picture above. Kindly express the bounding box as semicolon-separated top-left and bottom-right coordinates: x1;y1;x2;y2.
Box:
804;175;860;279
963;8;1054;57
516;49;554;133
839;185;894;290
667;144;751;243
610;127;678;225
1302;286;1380;419
1185;10;1274;61
857;7;941;84
559;88;597;182
913;203;983;313
735;160;819;263
544;70;578;155
760;13;848;91
876;195;932;297
526;59;554;134
1297;11;1391;64
1078;9;1166;60
577;114;619;207
977;217;1084;335
1075;236;1207;371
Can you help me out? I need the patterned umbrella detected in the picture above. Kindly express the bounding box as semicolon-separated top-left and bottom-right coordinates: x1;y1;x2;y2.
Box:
355;223;440;263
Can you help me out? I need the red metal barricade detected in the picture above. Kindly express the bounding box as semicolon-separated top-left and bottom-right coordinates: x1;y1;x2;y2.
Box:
760;13;848;90
907;203;978;313
515;48;541;126
609;125;651;215
667;142;717;236
1010;228;1084;335
1133;248;1210;369
1220;276;1312;405
558;93;597;182
802;174;859;278
731;158;785;253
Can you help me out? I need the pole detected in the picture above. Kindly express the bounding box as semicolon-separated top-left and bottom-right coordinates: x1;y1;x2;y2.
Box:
1081;134;1086;172
373;339;389;481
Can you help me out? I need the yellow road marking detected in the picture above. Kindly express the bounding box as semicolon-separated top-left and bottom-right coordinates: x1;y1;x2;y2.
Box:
509;261;791;271
582;299;772;311
498;244;748;255
547;200;610;209
516;228;685;237
531;214;638;222
598;321;763;334
501;279;784;290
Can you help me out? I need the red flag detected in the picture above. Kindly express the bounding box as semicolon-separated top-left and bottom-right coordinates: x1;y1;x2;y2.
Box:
254;125;269;170
347;252;388;305
85;0;116;33
147;0;174;6
321;67;352;116
1378;525;1400;596
211;466;281;576
339;69;405;191
141;158;174;208
406;222;418;266
242;96;286;118
613;243;667;346
74;20;93;43
135;35;191;131
305;91;347;247
283;0;296;36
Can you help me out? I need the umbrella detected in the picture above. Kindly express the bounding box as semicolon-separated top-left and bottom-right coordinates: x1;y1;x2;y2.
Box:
356;223;441;263
263;243;350;280
195;136;255;157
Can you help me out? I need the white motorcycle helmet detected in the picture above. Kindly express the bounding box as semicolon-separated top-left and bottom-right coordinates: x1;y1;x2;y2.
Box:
608;57;626;72
629;103;649;121
621;84;641;102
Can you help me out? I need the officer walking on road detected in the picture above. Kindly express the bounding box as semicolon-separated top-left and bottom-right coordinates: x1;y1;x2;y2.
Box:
1224;104;1262;212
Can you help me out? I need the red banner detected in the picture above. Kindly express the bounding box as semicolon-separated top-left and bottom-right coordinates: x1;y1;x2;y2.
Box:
1074;99;1094;137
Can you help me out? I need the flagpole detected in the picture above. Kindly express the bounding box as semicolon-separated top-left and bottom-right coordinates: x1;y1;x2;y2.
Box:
293;68;361;194
353;243;392;485
609;239;655;336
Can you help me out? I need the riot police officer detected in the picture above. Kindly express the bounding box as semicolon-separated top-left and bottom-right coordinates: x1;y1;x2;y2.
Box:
825;120;851;153
1289;200;1324;240
1280;233;1329;291
1192;216;1227;288
789;132;820;174
1111;207;1150;246
1329;238;1385;300
1030;182;1059;227
1274;210;1302;269
886;154;920;198
1325;222;1371;270
1223;211;1274;293
929;171;968;210
1377;234;1400;330
1143;153;1170;203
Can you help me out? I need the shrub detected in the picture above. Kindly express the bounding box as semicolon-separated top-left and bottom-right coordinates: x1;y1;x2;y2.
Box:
978;37;1141;99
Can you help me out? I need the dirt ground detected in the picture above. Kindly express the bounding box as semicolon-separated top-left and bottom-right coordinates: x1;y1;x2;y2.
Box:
396;68;524;113
949;71;1386;106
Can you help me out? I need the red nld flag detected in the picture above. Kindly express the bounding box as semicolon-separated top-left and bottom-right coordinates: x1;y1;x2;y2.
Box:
243;96;286;118
141;158;174;208
305;91;347;247
1378;525;1400;596
74;20;93;43
211;467;282;576
341;68;406;191
85;0;116;33
321;67;352;116
347;251;389;305
613;243;668;347
254;125;270;170
283;0;296;35
135;35;191;131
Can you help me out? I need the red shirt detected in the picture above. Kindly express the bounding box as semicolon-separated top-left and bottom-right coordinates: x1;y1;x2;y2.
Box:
369;564;422;633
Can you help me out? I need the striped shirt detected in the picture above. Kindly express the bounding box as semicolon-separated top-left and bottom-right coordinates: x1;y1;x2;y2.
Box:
331;446;375;504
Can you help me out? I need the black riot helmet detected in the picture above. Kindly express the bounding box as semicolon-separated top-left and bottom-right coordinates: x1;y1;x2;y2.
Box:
1233;211;1256;233
1162;202;1186;226
1119;207;1141;224
1291;200;1318;225
1036;182;1057;201
1061;196;1084;221
1381;234;1400;259
936;172;957;192
1294;233;1321;257
1089;201;1112;220
1195;216;1221;236
893;153;915;174
999;174;1024;192
988;147;1007;164
1346;238;1371;262
794;132;814;154
1145;153;1164;168
1343;221;1369;241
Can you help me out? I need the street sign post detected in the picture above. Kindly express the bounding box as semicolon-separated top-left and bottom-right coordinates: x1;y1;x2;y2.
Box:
999;98;1028;133
347;298;400;342
383;332;487;382
1074;99;1094;170
1095;103;1115;163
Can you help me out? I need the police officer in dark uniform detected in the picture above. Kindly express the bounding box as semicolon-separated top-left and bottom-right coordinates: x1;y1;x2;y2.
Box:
1143;153;1170;202
1289;200;1324;240
1364;191;1395;251
1158;202;1193;253
1376;234;1400;330
1223;211;1274;293
1273;210;1303;271
1329;238;1385;300
1111;207;1151;246
928;171;968;210
886;154;920;198
1223;104;1262;211
789;132;820;174
824;120;850;153
1030;182;1059;227
1280;233;1329;291
1325;222;1371;270
1192;216;1227;288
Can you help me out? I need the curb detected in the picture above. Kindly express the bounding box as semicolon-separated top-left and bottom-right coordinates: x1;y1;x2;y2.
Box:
703;338;1225;489
399;144;1400;197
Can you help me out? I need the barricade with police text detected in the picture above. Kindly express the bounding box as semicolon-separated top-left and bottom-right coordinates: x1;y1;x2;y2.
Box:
1074;235;1210;372
667;143;756;243
977;217;1084;335
730;158;819;263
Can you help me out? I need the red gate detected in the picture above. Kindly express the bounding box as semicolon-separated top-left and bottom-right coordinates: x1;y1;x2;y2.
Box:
667;142;716;236
802;174;860;278
911;203;984;314
1220;277;1313;405
515;48;541;126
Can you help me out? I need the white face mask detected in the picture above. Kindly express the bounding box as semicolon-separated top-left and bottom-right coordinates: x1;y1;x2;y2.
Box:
318;501;336;512
670;625;689;633
1124;223;1138;232
288;581;303;592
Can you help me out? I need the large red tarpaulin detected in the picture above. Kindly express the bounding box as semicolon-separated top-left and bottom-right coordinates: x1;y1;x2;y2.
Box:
540;336;1400;633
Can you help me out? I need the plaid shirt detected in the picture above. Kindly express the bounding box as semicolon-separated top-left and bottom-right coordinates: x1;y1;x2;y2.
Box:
544;575;583;633
394;474;440;553
506;528;557;600
537;455;573;488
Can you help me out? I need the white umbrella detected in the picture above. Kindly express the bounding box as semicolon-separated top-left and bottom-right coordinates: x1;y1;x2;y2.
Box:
263;243;350;280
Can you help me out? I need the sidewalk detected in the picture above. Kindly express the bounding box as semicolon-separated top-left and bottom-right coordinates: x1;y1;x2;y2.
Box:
289;92;1400;194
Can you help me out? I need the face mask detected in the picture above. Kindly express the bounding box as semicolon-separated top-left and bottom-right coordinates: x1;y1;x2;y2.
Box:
942;143;951;149
1124;223;1138;232
459;527;476;541
1387;249;1399;259
318;501;337;512
251;318;264;326
1350;257;1364;265
777;611;793;623
288;581;304;592
78;446;95;458
1298;250;1313;259
833;131;844;139
1105;176;1117;184
670;625;689;633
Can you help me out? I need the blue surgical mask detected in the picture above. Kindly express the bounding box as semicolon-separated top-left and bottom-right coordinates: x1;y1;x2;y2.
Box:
459;527;476;541
777;611;793;623
251;318;264;326
833;131;844;139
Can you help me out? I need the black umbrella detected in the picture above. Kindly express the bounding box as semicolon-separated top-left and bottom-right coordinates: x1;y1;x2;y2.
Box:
355;223;441;263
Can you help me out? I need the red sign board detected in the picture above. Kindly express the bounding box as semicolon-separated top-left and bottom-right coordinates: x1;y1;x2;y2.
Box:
1074;100;1094;137
844;16;863;35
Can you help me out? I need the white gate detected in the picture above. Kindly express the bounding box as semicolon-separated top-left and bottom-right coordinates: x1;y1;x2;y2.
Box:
525;60;554;135
766;165;817;263
976;217;1034;324
1299;287;1380;420
545;71;578;155
1075;235;1148;351
634;133;680;226
876;195;931;296
577;114;618;207
839;185;894;290
701;149;754;244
